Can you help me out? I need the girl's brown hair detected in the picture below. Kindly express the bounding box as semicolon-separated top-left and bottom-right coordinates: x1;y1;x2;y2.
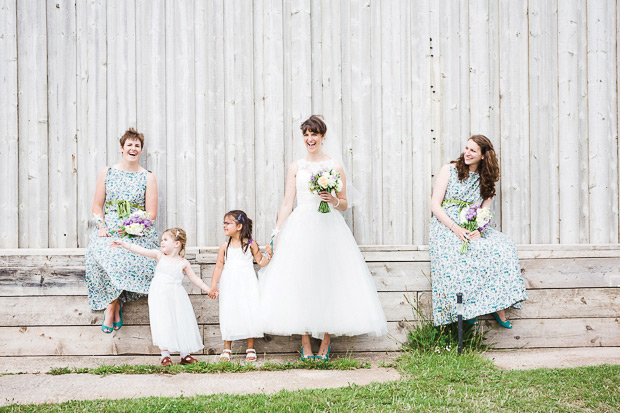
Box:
120;128;145;148
453;135;500;200
163;227;187;258
223;210;253;261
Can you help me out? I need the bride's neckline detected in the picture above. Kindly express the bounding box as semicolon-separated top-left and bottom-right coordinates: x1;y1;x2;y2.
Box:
301;158;332;164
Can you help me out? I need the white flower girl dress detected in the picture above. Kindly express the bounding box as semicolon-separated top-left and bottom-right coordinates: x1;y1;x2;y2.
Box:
259;159;387;339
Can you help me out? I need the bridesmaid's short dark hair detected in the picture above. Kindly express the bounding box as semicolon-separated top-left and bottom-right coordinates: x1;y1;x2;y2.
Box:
120;128;145;148
300;115;327;136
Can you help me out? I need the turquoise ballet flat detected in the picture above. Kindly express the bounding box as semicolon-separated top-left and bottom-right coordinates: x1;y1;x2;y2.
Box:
492;312;512;329
300;346;315;361
101;313;113;334
317;345;331;362
113;302;123;330
465;318;479;326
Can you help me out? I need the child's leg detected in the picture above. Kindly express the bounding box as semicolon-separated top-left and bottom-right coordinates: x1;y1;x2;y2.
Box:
220;341;232;361
246;338;257;362
160;348;172;366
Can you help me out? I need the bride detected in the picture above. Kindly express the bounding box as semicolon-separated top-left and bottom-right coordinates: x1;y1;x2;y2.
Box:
259;115;387;361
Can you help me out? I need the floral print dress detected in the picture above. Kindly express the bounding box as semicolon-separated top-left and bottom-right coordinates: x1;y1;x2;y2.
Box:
85;167;158;311
429;165;527;326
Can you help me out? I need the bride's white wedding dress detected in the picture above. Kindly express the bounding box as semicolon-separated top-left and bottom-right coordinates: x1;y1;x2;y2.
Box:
258;158;387;339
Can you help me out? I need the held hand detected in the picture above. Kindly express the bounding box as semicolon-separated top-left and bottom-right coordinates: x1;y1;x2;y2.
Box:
208;288;219;299
318;191;337;205
452;225;469;242
98;227;111;237
468;230;481;241
266;244;273;256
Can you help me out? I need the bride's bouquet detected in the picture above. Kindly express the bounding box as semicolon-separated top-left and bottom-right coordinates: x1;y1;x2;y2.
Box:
458;204;492;254
309;169;343;213
117;210;154;238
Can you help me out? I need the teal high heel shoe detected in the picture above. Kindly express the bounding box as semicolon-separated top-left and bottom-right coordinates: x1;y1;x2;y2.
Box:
492;312;512;329
300;346;315;361
465;318;479;326
101;313;113;334
317;345;331;362
113;302;123;331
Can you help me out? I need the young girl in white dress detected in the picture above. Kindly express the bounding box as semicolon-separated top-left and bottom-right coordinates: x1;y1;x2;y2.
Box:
209;210;271;362
259;115;387;361
111;228;213;366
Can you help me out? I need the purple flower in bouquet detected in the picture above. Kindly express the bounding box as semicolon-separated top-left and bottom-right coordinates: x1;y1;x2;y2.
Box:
457;204;492;254
118;210;154;238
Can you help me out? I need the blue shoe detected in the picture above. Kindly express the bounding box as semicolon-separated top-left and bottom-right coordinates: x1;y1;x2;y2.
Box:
317;345;331;362
300;346;315;361
465;318;479;326
113;302;123;331
492;312;512;329
101;313;113;334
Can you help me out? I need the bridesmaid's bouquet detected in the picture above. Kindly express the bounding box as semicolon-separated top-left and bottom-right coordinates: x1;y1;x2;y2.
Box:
308;169;343;213
458;205;492;254
117;210;154;238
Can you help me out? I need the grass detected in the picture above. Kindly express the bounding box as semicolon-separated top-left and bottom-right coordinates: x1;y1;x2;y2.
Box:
3;352;619;412
46;357;369;376
403;292;489;355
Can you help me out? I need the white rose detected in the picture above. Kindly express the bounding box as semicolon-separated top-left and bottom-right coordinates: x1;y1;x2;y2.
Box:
125;223;145;236
317;175;330;189
476;207;492;228
458;208;469;225
335;180;343;192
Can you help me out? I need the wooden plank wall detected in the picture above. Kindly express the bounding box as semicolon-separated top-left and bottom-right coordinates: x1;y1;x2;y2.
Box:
1;245;619;356
1;0;620;248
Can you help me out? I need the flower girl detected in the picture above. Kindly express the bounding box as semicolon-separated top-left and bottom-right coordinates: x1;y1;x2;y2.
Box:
111;227;212;366
209;210;271;362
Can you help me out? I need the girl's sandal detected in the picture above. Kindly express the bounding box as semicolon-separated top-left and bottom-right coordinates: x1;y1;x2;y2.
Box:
245;349;257;362
219;349;232;361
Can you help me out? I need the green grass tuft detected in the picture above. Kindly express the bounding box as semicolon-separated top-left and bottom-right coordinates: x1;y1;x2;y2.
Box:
403;293;489;354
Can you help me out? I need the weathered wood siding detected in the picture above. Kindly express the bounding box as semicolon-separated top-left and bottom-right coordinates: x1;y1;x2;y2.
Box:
1;0;619;247
1;245;619;355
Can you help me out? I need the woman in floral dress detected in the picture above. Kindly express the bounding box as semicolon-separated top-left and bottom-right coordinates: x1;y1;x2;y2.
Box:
85;128;159;333
429;135;527;328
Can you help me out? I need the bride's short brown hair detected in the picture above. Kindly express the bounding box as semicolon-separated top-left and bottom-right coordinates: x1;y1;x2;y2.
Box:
300;115;327;136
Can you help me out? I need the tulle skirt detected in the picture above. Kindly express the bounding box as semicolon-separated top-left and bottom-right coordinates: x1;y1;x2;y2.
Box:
148;276;204;354
258;203;387;339
219;262;264;341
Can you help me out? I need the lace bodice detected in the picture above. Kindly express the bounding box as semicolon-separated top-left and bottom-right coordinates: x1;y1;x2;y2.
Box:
296;159;335;207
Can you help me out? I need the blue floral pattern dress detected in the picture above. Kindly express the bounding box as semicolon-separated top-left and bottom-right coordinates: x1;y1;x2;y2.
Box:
85;167;158;311
429;165;527;326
